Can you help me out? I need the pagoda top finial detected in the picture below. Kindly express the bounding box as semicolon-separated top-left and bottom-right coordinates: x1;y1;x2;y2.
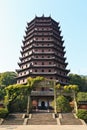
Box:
42;14;44;17
35;14;37;18
49;14;51;17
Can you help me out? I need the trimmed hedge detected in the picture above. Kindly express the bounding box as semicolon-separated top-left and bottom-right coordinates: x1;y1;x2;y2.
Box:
0;108;8;118
76;109;87;122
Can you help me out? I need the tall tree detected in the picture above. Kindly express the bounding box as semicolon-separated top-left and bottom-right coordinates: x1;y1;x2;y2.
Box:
0;71;17;87
69;74;87;92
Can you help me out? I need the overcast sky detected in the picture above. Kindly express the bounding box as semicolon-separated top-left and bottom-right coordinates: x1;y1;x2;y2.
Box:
0;0;87;75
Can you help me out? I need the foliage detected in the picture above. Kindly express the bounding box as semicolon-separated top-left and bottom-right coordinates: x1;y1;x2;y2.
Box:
27;76;44;92
64;85;79;92
4;84;28;111
56;95;72;112
0;71;17;87
55;84;61;90
76;109;87;122
4;76;45;112
69;73;87;92
0;88;6;100
0;108;8;118
77;92;87;102
9;95;28;112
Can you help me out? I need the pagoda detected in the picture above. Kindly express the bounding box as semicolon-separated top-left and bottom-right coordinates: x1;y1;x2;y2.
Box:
16;16;70;85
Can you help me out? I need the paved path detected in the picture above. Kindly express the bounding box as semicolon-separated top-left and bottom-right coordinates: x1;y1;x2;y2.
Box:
0;125;87;130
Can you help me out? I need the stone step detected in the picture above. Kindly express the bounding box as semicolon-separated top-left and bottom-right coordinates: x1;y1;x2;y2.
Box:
2;120;24;125
60;113;83;125
27;113;57;125
1;113;24;125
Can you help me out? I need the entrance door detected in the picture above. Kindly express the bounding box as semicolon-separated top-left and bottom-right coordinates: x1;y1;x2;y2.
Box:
41;101;45;109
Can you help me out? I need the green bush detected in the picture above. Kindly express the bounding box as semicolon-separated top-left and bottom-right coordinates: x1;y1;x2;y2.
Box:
8;95;28;112
0;108;8;118
56;95;72;113
76;109;87;122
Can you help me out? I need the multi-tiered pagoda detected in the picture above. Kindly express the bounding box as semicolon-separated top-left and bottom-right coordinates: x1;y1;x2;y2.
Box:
17;16;69;85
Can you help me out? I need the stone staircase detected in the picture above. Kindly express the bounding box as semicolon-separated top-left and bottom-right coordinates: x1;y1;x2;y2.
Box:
27;113;57;125
2;113;24;125
60;113;83;125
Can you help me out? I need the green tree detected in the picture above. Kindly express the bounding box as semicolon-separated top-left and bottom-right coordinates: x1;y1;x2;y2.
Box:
4;84;28;112
4;76;44;113
77;92;87;102
76;109;87;122
56;95;71;112
69;73;87;92
0;71;17;87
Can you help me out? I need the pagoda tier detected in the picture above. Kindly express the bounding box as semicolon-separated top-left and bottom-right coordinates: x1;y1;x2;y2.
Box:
16;16;70;84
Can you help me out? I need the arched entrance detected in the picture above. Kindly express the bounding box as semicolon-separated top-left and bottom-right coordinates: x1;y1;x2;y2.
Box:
41;101;45;108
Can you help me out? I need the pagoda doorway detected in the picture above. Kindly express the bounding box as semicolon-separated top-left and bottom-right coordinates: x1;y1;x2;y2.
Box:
41;101;45;109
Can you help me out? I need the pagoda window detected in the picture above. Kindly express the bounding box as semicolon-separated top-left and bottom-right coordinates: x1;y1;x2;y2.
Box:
48;37;50;40
42;56;44;58
35;62;37;65
64;73;66;75
42;69;44;72
41;87;44;91
49;70;51;72
18;80;20;83
49;62;51;64
42;43;44;46
36;37;38;40
36;56;38;58
42;62;44;65
48;56;50;58
42;37;44;40
42;49;44;52
23;79;25;82
24;72;26;74
48;49;50;51
35;69;37;72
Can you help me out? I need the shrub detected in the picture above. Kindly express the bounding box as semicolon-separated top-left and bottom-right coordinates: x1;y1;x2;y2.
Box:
76;109;87;122
8;95;28;112
0;108;8;118
56;95;72;113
